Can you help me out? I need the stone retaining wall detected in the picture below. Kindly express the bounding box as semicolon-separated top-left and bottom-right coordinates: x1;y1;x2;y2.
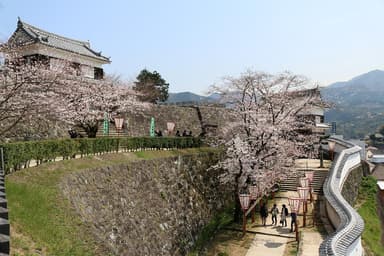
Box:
60;151;232;256
341;165;363;206
98;105;236;138
377;189;384;245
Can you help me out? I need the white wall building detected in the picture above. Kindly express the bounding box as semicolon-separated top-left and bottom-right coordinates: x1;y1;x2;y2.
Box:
6;18;110;79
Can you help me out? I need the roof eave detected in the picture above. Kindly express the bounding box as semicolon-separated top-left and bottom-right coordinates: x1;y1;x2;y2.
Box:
38;42;111;64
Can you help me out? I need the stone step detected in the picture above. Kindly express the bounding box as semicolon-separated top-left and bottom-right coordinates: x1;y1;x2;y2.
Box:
280;180;325;187
279;170;328;194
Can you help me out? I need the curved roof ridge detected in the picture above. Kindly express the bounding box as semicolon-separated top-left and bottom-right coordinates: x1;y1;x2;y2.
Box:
14;18;110;63
18;18;90;47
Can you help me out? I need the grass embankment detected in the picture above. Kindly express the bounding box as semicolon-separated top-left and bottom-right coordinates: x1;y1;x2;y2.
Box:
357;176;383;256
188;205;234;256
6;148;215;256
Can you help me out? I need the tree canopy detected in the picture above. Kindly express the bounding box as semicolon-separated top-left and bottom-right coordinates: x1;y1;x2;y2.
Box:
133;69;169;103
211;70;324;196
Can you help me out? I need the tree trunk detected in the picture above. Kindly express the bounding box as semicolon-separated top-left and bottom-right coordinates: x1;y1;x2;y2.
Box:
86;126;98;138
233;190;242;223
234;170;243;222
79;124;99;138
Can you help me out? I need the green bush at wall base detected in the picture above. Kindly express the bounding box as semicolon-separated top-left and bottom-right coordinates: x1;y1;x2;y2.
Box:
188;205;234;255
0;137;202;173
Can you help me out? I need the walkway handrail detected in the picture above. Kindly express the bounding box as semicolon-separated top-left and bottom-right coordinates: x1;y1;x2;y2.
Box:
319;137;364;256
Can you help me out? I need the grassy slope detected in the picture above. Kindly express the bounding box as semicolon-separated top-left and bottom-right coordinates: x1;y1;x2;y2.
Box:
6;148;214;256
357;176;383;256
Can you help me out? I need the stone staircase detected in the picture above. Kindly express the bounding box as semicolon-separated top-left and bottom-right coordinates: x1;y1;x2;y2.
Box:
279;169;329;195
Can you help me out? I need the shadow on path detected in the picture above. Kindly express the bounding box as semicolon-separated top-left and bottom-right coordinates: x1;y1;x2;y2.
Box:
264;242;284;248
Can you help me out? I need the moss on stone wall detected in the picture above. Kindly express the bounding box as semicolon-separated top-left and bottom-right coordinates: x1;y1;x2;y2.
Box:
341;165;364;206
60;150;233;256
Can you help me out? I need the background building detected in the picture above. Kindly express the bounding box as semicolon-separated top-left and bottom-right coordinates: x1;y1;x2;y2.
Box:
6;18;110;79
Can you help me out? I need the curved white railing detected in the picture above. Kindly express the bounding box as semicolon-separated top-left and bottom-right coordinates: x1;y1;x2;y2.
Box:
319;137;364;256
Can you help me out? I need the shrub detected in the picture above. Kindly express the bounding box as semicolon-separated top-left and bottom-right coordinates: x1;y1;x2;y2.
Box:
0;137;202;173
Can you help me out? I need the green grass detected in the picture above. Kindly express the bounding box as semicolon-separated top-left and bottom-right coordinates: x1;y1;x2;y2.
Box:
188;205;234;255
133;147;221;159
6;148;215;256
284;240;298;256
357;176;384;256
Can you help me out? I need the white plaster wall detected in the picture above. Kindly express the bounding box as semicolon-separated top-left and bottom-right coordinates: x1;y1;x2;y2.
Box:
339;148;361;187
347;237;363;256
326;200;341;228
19;44;106;68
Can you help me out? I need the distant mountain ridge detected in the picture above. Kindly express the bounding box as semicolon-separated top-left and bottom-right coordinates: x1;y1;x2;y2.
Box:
166;92;219;103
321;69;384;139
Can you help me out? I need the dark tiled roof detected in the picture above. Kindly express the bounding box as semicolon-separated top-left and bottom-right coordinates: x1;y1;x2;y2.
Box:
11;18;110;63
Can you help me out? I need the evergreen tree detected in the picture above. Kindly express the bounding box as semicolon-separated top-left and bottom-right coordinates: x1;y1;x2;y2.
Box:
133;69;169;103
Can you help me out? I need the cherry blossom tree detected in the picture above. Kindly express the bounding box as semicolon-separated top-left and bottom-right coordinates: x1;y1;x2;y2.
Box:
0;43;147;139
0;44;66;139
211;70;324;218
55;76;147;138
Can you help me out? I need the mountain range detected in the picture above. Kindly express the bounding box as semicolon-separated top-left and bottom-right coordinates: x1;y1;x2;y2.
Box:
168;69;384;139
321;69;384;139
166;92;219;103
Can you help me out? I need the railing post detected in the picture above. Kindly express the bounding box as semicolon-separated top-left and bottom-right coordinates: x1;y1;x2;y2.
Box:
242;212;246;236
0;148;4;173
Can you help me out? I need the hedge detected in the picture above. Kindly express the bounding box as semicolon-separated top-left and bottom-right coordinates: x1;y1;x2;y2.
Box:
0;136;202;173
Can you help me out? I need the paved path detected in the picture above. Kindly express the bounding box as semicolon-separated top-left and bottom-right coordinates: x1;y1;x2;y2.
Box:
245;233;291;256
245;192;296;256
244;190;326;256
300;230;324;256
245;226;295;256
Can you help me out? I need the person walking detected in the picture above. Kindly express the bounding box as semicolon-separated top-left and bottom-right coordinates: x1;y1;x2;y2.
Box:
280;204;288;227
270;204;279;226
260;202;268;226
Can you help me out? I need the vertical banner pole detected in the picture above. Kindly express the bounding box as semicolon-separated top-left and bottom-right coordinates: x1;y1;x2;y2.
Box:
150;117;155;137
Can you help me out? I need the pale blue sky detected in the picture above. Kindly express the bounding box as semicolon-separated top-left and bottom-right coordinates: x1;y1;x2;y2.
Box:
0;0;383;94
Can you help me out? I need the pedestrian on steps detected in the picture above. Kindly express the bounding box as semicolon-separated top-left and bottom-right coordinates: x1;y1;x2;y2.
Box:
260;202;268;226
270;204;279;225
280;204;288;227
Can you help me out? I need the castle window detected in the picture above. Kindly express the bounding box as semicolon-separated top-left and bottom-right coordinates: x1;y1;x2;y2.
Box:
70;62;81;76
94;67;104;80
